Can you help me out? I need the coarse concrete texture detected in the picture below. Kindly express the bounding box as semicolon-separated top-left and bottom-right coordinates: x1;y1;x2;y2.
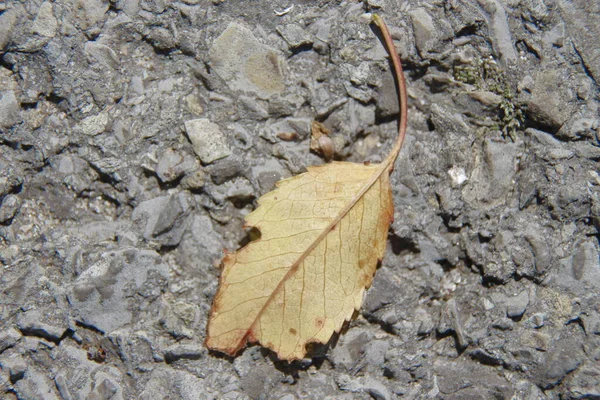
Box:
0;0;599;398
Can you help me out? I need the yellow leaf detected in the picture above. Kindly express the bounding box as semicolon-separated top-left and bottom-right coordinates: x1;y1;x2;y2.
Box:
205;14;408;361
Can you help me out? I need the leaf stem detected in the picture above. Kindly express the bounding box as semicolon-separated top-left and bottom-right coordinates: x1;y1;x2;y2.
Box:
372;14;408;167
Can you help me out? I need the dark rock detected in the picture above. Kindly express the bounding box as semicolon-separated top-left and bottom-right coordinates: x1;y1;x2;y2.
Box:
207;158;244;185
4;357;27;383
164;343;205;363
434;359;512;398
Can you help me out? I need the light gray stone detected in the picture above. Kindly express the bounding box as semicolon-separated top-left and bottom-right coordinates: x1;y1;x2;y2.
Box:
572;240;600;287
209;22;285;98
526;68;575;131
336;374;391;400
0;90;20;129
505;290;529;319
185;118;232;164
132;192;193;246
0;5;20;50
84;41;120;69
409;8;439;56
71;0;108;30
329;328;371;371
478;0;518;63
534;337;583;389
54;344;127;400
276;24;312;49
68;249;169;333
206;177;255;205
16;308;69;342
0;327;22;352
0;194;20;223
14;368;60;400
31;2;57;38
139;367;214;400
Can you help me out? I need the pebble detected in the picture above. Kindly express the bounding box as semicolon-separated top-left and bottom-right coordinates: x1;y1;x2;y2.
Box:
155;149;197;183
72;0;109;31
84;41;120;69
75;112;109;136
185;118;232;164
69;249;169;333
31;2;57;38
207;158;244;185
526;68;575;131
572;240;600;286
0;327;22;353
14;368;60;400
329;328;371;371
132;193;193;246
409;8;439;56
0;194;20;223
180;168;206;190
164;343;205;363
276;24;313;49
505;290;529;319
209;22;285;98
534;337;583;389
16;308;69;342
146;27;176;52
0;90;21;129
206;177;255;205
0;5;19;51
479;0;518;63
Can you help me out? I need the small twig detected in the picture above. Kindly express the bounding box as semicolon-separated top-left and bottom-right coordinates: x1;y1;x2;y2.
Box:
371;14;408;167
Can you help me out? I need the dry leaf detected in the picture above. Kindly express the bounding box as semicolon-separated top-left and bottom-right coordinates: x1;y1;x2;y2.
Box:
206;14;408;361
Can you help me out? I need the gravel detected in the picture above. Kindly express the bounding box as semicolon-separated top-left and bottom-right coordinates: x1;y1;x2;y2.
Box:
1;0;599;398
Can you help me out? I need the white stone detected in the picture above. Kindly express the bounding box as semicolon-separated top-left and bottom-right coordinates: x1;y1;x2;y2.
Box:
185;118;231;164
448;166;468;186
